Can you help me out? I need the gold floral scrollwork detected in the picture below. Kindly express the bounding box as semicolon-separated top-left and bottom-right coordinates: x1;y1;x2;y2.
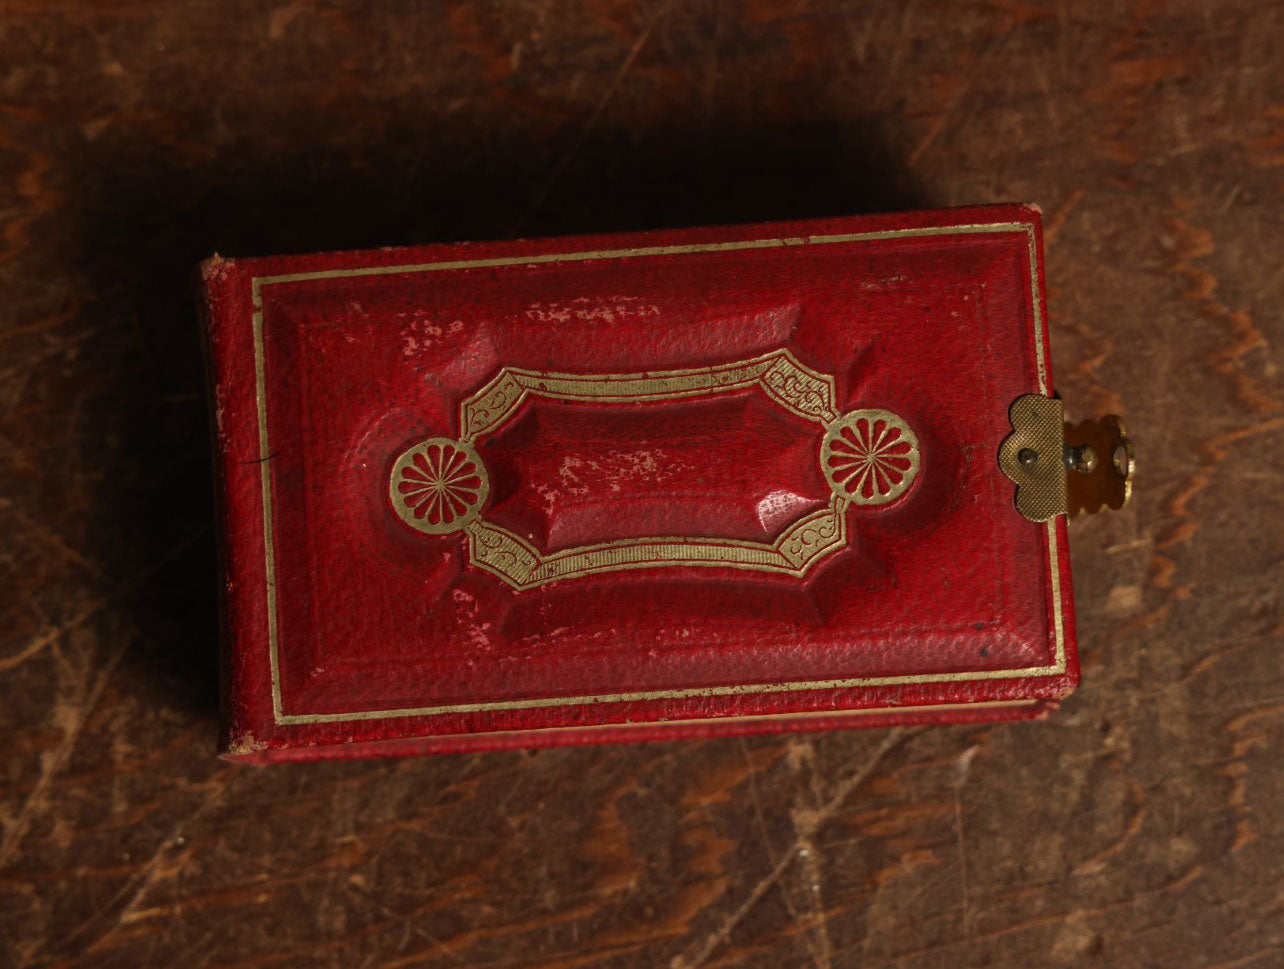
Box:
389;438;490;534
777;502;847;568
458;499;849;591
455;349;840;443
761;357;841;424
390;349;923;590
821;409;920;506
465;519;539;586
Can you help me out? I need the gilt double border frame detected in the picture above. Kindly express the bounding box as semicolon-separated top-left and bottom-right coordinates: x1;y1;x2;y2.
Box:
250;221;1066;726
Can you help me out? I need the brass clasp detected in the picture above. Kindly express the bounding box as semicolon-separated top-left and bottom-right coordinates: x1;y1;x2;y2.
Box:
998;395;1134;522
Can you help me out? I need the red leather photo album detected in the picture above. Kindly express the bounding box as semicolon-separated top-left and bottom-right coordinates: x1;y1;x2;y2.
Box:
199;204;1079;762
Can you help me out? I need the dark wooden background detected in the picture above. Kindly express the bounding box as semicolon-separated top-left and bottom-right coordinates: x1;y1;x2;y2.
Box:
2;2;1282;967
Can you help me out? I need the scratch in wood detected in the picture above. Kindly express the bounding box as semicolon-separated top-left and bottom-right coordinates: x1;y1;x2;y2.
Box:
795;835;832;969
1071;778;1146;876
67;770;238;955
738;738;783;870
1194;943;1284;969
1167;216;1280;416
0;635;129;869
1043;188;1086;244
0;594;107;672
734;738;825;967
1138;211;1284;619
907;27;1005;167
1147;413;1284;610
787;740;832;969
701;0;721;133
671;728;911;969
1218;702;1284;853
6;501;112;583
669;834;795;969
514;0;676;232
953;745;978;939
843;862;1211;965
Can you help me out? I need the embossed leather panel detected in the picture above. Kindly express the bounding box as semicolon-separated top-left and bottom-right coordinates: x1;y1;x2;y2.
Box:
200;204;1077;760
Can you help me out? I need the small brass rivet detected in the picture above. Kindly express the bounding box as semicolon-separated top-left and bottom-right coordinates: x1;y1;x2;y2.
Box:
1067;444;1098;474
1018;447;1039;468
1113;444;1129;478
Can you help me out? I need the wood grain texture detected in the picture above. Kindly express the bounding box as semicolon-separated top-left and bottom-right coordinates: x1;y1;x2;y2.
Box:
0;1;1280;967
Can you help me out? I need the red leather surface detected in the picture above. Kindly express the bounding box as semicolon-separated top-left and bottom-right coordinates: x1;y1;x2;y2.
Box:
200;204;1077;761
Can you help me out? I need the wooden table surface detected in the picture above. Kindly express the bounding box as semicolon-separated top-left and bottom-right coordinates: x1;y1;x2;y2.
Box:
3;2;1282;967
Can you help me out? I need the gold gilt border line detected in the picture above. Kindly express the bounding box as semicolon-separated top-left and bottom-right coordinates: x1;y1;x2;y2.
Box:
305;699;1046;750
249;221;1064;726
